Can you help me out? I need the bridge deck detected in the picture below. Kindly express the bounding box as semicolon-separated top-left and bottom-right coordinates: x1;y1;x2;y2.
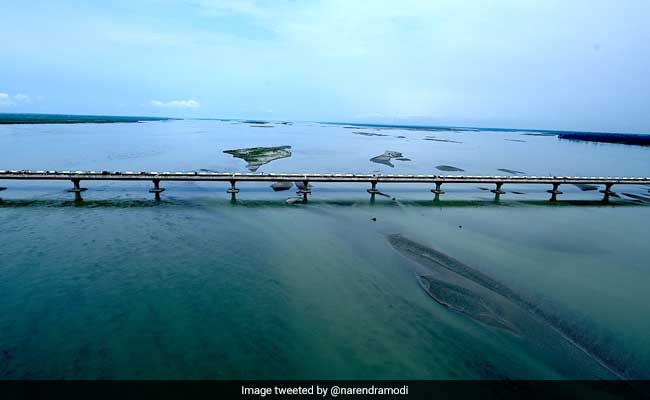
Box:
1;170;649;184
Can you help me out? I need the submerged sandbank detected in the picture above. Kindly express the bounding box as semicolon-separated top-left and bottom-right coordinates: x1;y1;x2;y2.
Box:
436;165;465;172
498;168;525;175
386;234;627;379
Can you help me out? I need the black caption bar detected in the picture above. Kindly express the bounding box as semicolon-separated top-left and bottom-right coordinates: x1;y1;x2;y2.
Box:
1;380;649;400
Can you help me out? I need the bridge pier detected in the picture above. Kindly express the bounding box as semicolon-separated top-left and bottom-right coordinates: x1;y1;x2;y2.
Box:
600;183;615;203
490;182;505;194
148;179;165;200
0;172;647;204
491;182;505;201
431;181;445;201
547;183;563;202
297;180;311;202
67;179;87;201
226;179;240;201
367;180;379;200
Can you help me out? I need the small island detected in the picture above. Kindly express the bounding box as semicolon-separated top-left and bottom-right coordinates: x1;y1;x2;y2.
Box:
436;165;465;172
223;146;292;171
370;150;409;167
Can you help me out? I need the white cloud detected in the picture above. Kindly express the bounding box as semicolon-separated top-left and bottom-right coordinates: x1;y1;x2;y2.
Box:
0;93;10;106
14;93;31;103
3;1;648;131
0;92;36;106
150;99;200;109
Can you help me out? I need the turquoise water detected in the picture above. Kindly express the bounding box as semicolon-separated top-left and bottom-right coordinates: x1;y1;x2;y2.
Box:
1;119;649;379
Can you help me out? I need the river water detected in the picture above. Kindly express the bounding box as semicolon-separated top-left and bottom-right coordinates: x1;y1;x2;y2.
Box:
0;119;648;379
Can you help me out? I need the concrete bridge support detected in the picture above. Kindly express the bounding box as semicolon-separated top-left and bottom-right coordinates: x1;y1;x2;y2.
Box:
1;172;647;203
367;180;379;200
67;179;87;201
431;181;445;201
491;182;505;201
227;180;240;201
148;179;165;200
547;183;563;202
297;180;311;202
600;183;615;203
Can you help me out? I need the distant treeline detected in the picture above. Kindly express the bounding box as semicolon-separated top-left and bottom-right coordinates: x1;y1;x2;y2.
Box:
0;113;175;124
557;132;650;146
327;122;650;147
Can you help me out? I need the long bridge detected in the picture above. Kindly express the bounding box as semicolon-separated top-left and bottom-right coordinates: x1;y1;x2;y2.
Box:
1;170;649;202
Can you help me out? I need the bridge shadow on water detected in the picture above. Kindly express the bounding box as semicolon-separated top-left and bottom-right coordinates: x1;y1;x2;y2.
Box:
0;196;645;209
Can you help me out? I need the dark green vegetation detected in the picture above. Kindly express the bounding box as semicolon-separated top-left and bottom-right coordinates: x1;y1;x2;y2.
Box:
558;132;650;146
0;113;173;124
223;146;292;171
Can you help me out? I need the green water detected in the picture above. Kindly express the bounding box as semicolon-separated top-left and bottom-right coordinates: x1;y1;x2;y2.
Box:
1;119;649;379
1;199;648;379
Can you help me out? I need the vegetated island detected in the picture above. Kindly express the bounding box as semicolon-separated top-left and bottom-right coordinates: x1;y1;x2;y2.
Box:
370;151;410;167
223;146;292;171
0;113;175;124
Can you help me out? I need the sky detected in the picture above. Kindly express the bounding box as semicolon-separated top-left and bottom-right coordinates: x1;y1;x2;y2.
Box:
1;0;649;132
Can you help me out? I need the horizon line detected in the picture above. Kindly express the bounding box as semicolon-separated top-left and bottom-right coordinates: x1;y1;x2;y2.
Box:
1;111;648;136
